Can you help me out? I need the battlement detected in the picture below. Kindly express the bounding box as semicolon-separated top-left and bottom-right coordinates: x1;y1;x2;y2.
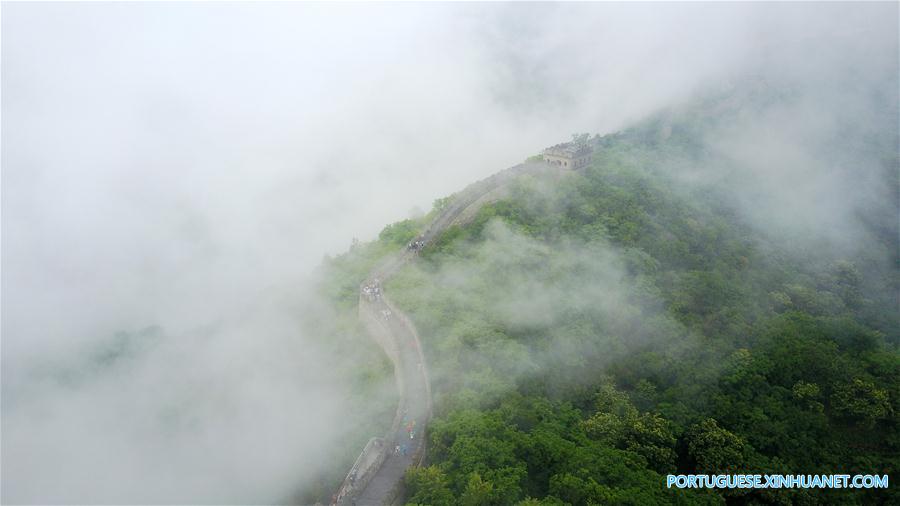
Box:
542;142;592;169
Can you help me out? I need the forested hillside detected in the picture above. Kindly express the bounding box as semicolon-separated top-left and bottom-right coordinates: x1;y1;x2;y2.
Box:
319;86;899;505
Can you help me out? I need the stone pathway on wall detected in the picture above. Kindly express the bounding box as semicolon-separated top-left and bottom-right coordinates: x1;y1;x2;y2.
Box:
333;161;554;505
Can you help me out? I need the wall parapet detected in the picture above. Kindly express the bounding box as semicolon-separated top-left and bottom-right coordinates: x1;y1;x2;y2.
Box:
332;437;388;505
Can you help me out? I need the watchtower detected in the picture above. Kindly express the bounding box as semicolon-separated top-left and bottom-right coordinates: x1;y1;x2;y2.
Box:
542;142;592;169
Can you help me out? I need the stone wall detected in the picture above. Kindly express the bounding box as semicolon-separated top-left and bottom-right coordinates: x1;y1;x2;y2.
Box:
543;153;591;169
332;437;389;505
332;160;556;505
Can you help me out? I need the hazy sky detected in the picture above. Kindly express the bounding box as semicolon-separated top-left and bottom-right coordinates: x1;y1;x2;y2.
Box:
2;2;897;504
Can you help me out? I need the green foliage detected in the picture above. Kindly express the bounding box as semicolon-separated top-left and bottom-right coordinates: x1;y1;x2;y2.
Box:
830;378;891;427
406;466;455;506
579;381;677;474
571;132;590;147
423;396;716;505
379;218;421;246
460;473;494;506
433;196;453;213
343;98;898;503
685;418;748;474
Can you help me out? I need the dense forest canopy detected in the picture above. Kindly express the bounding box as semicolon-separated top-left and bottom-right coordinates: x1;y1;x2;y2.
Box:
319;82;899;504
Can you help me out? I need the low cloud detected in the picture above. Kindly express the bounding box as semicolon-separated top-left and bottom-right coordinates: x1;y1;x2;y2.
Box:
2;2;896;503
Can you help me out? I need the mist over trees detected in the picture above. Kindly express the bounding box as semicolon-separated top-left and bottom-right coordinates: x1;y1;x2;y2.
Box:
3;1;898;504
385;84;898;503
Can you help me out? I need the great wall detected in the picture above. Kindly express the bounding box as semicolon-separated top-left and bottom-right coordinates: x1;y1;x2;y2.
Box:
332;160;568;505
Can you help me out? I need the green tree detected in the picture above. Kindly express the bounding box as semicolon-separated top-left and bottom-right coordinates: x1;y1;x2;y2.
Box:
405;466;454;506
830;378;891;427
685;418;748;473
571;132;591;147
460;472;494;506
